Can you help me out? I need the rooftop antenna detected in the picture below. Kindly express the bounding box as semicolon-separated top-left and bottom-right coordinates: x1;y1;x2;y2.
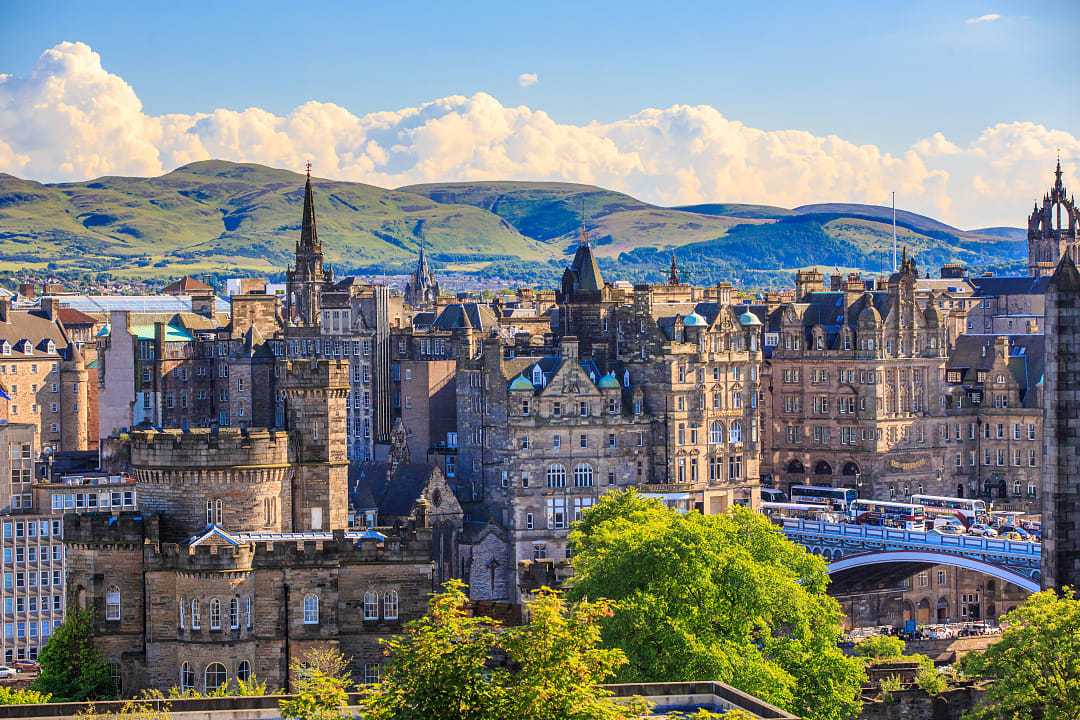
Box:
891;191;897;272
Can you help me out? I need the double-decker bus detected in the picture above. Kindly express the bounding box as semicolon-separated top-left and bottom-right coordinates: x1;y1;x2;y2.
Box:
789;485;858;512
760;502;840;523
910;495;987;527
849;499;926;531
760;487;788;503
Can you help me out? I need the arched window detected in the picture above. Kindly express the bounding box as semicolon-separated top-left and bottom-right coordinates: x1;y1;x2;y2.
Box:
209;598;221;630
842;462;860;477
709;421;724;444
105;586;121;622
729;420;742;443
236;661;251;684
180;662;195;692
363;591;379;620
244;596;253;629
303;594;319;624
814;461;833;475
383;590;399;621
229;597;239;629
204;663;228;692
179;597;186;629
731;388;742;409
190;599;200;629
573;464;593;487
546;464;566;488
786;459;805;474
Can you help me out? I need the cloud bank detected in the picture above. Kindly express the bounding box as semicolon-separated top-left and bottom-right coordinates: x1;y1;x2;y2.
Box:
1;41;1076;228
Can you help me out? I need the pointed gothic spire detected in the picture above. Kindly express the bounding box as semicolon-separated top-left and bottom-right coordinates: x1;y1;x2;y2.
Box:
669;252;681;285
300;162;318;250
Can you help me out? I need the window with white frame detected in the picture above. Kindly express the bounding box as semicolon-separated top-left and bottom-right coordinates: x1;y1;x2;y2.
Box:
209;598;221;629
303;594;319;624
105;586;121;621
383;591;398;620
363;591;379;620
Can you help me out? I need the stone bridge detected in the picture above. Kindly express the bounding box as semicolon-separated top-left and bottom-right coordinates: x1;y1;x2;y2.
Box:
778;518;1041;593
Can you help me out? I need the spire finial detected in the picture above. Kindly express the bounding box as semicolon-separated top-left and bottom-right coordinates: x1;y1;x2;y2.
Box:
306;160;312;178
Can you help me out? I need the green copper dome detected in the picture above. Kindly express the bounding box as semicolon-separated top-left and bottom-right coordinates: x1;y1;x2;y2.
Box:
683;312;708;327
509;374;534;391
738;311;762;326
597;371;620;389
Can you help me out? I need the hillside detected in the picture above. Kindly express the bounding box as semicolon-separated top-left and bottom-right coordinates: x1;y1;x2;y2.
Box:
0;161;1026;287
0;161;556;280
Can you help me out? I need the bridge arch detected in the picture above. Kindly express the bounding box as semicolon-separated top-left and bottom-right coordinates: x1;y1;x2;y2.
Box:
827;550;1039;593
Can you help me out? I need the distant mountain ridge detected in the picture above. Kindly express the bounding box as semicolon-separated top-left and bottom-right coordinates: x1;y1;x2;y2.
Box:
0;161;1026;286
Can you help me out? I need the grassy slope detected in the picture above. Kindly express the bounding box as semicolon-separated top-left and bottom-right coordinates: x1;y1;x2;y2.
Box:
0;161;557;279
0;163;1026;285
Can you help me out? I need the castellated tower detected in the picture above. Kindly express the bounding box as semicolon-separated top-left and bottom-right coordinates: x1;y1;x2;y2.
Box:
60;344;89;451
284;358;350;531
131;428;292;542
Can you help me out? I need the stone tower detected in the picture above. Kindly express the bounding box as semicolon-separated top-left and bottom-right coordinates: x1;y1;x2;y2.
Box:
285;166;327;329
60;344;89;451
1028;156;1080;277
557;225;614;366
403;242;439;308
284;359;350;531
1042;254;1080;591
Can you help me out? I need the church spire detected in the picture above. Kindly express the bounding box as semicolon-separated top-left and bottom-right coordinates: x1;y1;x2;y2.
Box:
300;161;318;250
669;252;681;285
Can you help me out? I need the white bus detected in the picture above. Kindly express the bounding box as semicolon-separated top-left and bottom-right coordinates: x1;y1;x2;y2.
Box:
790;485;858;512
910;495;987;527
849;499;926;531
760;502;840;523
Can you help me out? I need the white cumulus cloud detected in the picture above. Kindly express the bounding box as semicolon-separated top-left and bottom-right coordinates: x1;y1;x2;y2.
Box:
518;73;539;88
0;41;1076;229
966;13;1002;24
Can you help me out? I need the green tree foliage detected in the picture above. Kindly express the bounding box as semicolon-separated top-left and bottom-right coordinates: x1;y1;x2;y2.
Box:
279;648;352;720
852;635;906;661
914;661;947;696
567;490;865;720
961;588;1080;720
0;687;51;705
361;580;646;720
34;609;115;701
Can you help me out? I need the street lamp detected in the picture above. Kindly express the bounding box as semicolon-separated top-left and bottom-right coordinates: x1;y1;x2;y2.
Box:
855;472;863;498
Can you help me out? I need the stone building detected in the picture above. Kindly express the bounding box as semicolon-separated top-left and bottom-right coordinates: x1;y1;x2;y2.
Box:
1028;156;1079;277
1042;255;1080;591
283;168;393;459
65;358;447;694
0;298;91;455
403;244;439;308
763;256;950;499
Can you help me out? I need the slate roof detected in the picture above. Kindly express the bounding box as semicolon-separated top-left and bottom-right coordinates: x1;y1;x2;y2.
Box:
163;277;213;295
0;309;68;355
970;276;1052;297
565;243;605;294
350;462;440;519
947;334;1045;404
431;303;497;332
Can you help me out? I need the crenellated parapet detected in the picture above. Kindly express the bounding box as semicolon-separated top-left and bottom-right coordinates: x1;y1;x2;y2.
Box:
63;511;155;547
284;358;350;400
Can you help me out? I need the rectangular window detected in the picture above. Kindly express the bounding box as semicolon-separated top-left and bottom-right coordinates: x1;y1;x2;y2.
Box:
546;498;567;530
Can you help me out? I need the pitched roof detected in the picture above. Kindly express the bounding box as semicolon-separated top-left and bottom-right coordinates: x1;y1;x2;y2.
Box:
163;276;213;295
57;307;97;327
565;243;605;294
431;302;496;331
350;462;442;519
0;309;67;355
970;275;1052;297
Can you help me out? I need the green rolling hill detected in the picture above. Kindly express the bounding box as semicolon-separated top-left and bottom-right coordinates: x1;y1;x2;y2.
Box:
0;160;1026;287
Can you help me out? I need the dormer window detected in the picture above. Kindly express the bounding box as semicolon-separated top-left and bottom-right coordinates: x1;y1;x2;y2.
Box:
1;342;9;356
623;370;630;388
45;340;55;354
17;340;31;355
532;365;543;386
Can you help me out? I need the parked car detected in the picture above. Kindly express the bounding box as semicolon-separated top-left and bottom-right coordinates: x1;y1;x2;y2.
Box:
0;666;17;679
932;524;965;536
1002;531;1025;541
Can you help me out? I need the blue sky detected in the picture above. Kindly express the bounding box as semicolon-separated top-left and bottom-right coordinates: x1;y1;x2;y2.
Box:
3;0;1075;151
0;1;1076;227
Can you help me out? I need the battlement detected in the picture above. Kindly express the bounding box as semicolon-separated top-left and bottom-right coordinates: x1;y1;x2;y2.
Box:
129;427;290;469
284;358;350;392
63;511;155;546
145;527;433;572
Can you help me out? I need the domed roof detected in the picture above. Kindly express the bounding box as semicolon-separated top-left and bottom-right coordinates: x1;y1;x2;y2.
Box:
738;311;762;326
683;312;708;327
597;371;620;389
509;374;534;391
858;293;881;324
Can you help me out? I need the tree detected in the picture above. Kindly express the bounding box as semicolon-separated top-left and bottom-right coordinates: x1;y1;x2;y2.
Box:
567;490;865;720
361;580;646;720
961;588;1080;720
852;635;905;661
279;648;352;720
34;609;115;701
